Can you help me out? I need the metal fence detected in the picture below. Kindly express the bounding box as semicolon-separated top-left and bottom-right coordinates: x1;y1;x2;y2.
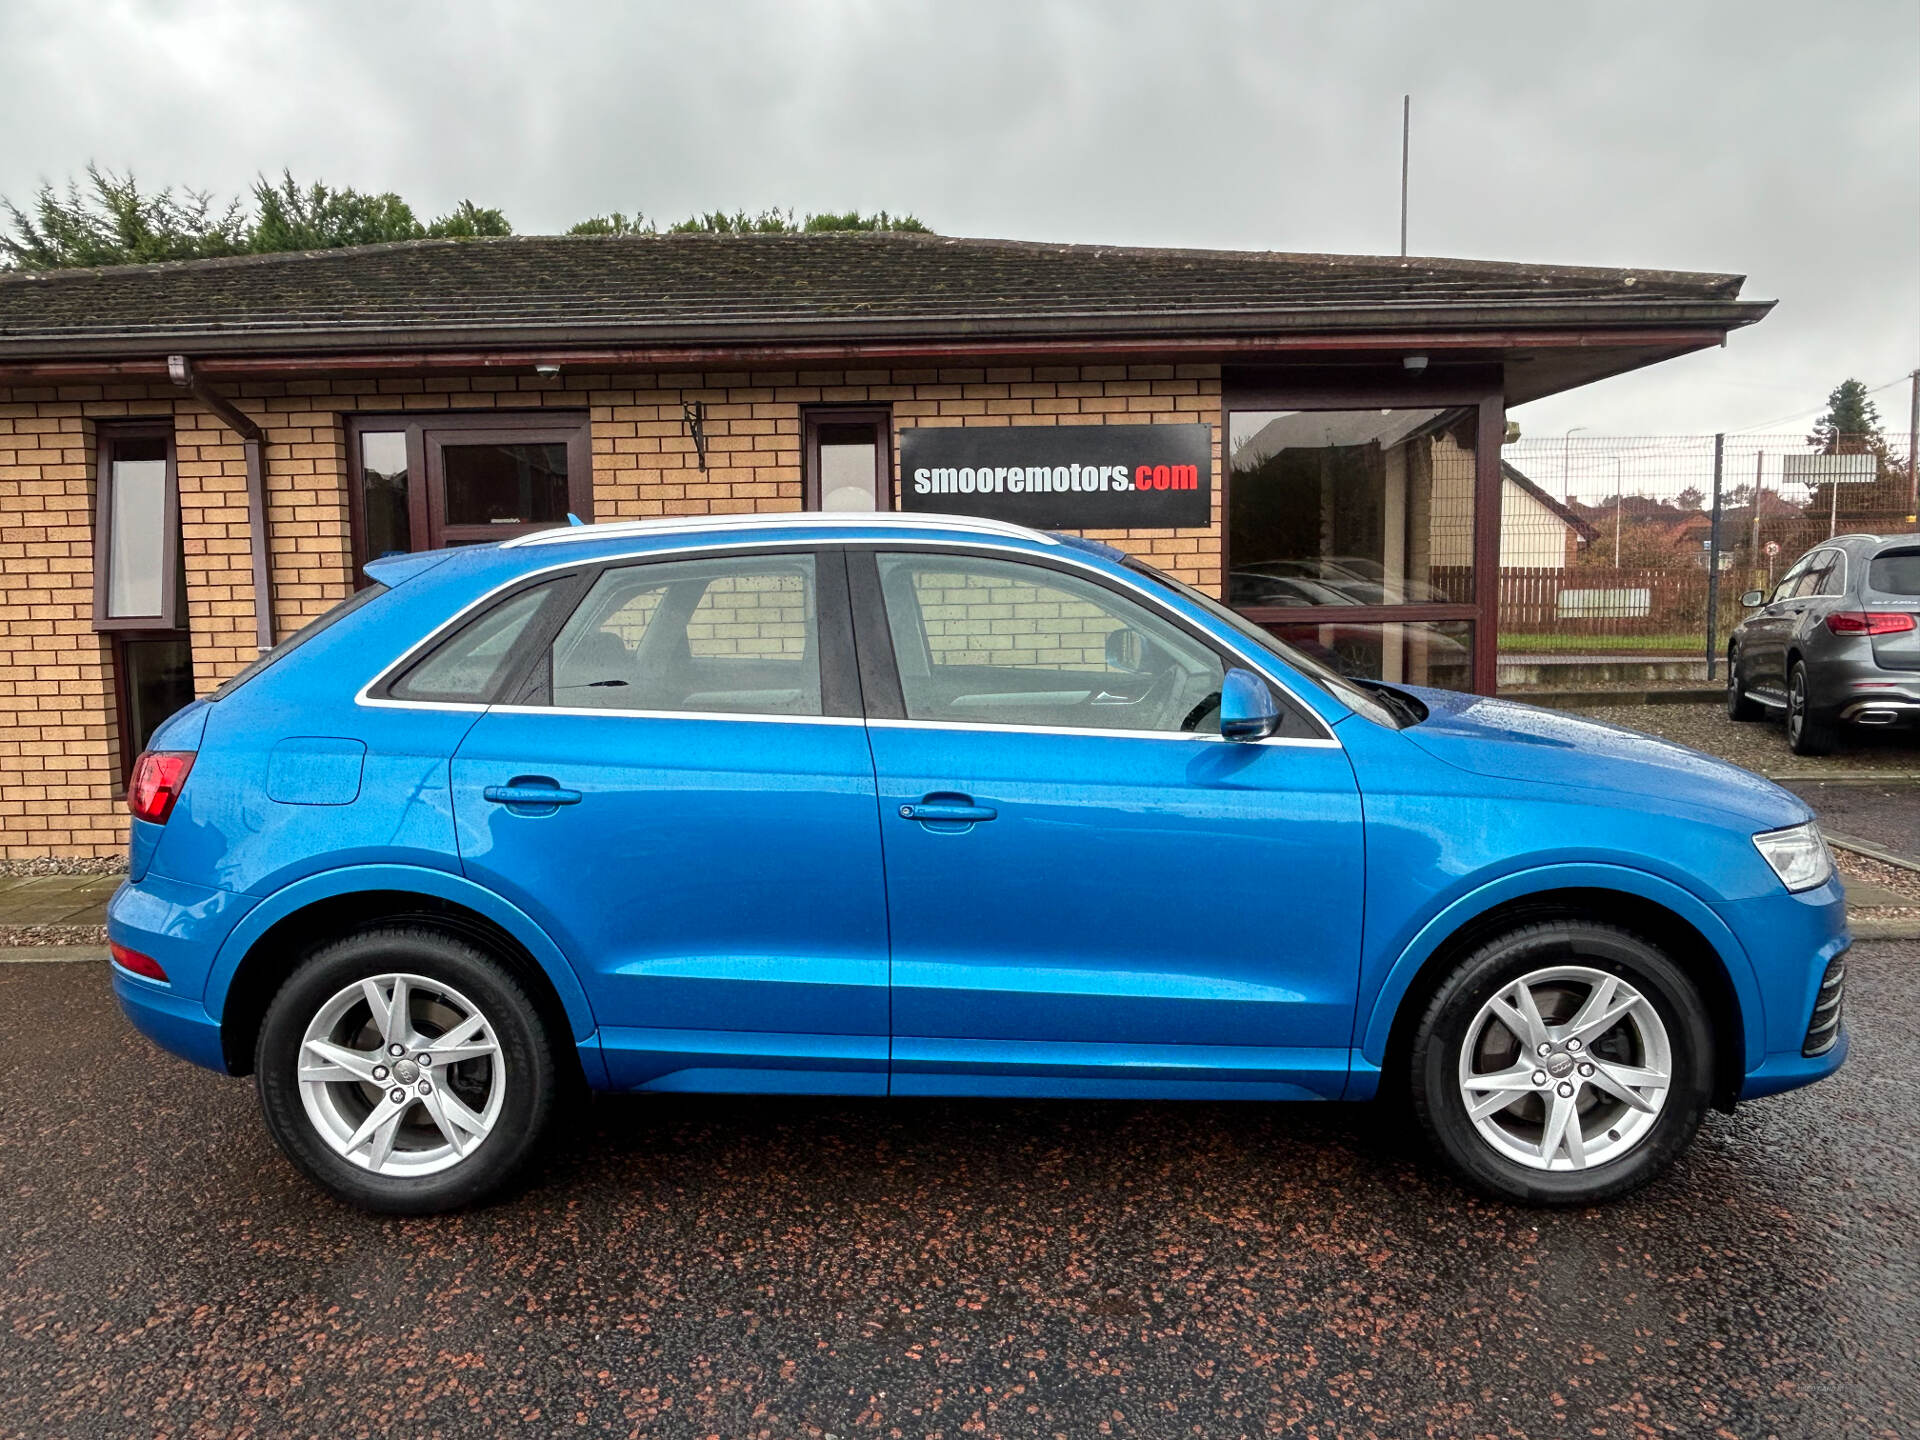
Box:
1494;432;1918;675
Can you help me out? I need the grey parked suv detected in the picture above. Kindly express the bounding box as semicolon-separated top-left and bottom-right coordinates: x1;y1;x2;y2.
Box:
1727;534;1920;754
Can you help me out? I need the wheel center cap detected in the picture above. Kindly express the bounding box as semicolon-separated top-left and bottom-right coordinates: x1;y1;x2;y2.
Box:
1545;1051;1576;1079
393;1058;420;1085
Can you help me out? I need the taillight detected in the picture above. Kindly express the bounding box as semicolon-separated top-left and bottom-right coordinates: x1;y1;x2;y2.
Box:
127;750;194;824
110;942;169;983
1826;611;1917;636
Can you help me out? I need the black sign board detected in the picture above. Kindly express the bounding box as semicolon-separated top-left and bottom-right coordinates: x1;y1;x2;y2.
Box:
897;423;1212;528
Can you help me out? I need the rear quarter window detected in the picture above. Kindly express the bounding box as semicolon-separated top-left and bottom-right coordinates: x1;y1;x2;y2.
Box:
386;580;569;705
1868;549;1920;596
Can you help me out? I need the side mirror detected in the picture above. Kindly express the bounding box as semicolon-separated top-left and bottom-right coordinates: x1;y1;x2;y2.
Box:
1104;627;1144;672
1740;590;1765;608
1219;667;1280;742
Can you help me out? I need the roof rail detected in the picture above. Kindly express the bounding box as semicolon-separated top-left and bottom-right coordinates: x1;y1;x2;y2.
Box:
502;511;1058;549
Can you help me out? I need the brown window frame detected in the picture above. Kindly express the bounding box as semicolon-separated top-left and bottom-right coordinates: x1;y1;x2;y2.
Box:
802;407;895;511
92;421;184;632
108;630;194;789
345;411;593;579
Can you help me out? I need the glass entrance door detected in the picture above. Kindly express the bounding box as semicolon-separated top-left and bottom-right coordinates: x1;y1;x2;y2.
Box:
348;414;592;572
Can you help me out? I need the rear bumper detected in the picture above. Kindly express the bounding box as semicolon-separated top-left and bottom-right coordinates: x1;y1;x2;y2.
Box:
1837;696;1920;726
106;873;255;1075
110;966;228;1073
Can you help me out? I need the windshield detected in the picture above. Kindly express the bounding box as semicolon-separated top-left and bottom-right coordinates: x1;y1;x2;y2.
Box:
1123;560;1404;728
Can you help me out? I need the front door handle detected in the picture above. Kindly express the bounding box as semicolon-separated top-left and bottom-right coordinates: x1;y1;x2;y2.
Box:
898;794;997;826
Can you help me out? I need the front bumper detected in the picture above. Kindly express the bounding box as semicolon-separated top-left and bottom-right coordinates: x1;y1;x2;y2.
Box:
1721;876;1851;1102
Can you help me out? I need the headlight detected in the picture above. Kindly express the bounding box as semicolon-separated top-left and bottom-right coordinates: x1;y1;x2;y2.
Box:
1752;822;1835;893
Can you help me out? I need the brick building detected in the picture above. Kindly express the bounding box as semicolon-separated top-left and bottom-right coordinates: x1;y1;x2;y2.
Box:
0;232;1769;856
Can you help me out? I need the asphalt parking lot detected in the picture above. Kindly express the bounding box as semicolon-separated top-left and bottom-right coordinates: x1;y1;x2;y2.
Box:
3;949;1915;1440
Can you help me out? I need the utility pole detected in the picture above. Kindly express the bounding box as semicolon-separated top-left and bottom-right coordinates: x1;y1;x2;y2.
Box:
1706;433;1724;680
1399;95;1410;257
1908;368;1918;522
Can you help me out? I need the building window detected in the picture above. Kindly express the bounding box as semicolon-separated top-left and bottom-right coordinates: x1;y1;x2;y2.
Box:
93;424;193;780
346;413;591;575
1227;407;1479;609
93;426;183;630
1224;399;1491;691
113;634;196;771
804;408;892;511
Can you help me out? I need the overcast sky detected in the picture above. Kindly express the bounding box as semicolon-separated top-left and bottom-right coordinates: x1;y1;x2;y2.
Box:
3;0;1915;441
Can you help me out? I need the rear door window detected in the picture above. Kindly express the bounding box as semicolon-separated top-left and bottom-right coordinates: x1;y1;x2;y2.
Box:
1801;551;1842;597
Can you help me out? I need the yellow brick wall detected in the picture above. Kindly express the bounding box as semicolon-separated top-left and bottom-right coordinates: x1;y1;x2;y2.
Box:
0;362;1222;857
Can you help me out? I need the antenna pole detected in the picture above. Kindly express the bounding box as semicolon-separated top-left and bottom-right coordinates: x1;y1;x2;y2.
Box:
1399;95;1410;257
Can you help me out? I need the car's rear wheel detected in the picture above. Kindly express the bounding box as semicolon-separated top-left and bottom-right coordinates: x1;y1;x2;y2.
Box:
1786;660;1836;756
255;927;557;1214
1725;645;1763;721
1409;920;1714;1206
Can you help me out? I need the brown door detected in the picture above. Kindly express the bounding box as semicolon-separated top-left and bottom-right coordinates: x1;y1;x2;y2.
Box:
348;413;594;571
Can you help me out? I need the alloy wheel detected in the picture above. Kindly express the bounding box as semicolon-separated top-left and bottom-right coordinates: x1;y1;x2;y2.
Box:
1456;965;1673;1171
296;972;507;1177
1788;670;1806;746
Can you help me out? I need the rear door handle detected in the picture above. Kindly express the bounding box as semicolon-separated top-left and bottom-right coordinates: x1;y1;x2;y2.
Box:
898;794;997;826
483;781;583;810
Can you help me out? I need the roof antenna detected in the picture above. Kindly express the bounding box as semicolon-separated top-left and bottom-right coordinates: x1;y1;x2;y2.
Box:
1399;94;1411;258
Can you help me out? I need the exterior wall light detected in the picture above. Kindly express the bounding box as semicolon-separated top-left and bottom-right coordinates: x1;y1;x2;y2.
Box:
1403;355;1429;372
534;364;561;378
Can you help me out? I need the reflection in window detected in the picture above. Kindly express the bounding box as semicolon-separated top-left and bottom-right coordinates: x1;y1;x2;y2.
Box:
441;443;570;527
549;555;821;715
1228;408;1477;609
1266;618;1473;691
359;431;411;559
877;553;1226;733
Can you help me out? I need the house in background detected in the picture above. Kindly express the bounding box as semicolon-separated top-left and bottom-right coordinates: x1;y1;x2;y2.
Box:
1497;461;1596;568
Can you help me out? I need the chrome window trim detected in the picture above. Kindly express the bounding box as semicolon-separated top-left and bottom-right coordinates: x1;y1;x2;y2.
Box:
490;704;863;727
865;716;1340;748
353;536;1343;743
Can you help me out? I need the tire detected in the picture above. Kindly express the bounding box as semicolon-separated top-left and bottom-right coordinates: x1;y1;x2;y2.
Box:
255;926;558;1215
1725;645;1763;721
1409;920;1714;1206
1786;659;1836;756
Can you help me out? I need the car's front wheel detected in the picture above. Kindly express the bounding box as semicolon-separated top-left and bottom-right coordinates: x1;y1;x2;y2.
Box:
255;927;558;1214
1410;920;1714;1205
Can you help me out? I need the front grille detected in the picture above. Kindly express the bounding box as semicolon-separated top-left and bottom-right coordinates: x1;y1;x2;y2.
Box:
1803;951;1848;1057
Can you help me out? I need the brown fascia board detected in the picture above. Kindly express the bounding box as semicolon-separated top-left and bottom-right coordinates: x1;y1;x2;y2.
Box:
0;297;1774;367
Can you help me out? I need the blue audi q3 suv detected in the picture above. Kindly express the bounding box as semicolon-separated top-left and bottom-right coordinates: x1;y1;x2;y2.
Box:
108;514;1850;1212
